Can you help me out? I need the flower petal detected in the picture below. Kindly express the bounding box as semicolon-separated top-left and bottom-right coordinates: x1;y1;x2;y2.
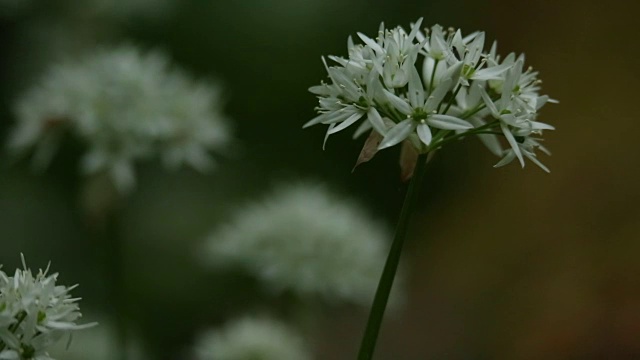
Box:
472;62;512;80
378;119;415;150
428;114;473;130
425;78;452;111
416;122;432;145
367;107;387;135
357;32;384;54
501;123;524;167
327;112;363;135
352;119;372;139
383;89;412;115
407;65;425;108
322;123;336;150
479;85;500;117
523;151;550;173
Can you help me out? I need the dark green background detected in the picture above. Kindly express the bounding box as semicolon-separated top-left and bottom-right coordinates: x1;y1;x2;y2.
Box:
1;1;639;359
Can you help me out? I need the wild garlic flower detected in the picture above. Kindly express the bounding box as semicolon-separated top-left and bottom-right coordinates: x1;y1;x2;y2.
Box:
195;316;311;360
202;183;392;306
9;45;231;193
305;18;556;173
0;255;96;360
49;316;147;360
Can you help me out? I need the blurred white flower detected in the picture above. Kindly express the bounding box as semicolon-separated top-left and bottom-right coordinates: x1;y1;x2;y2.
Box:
194;316;311;360
48;316;147;360
305;18;556;173
202;183;392;306
8;45;231;193
0;255;96;360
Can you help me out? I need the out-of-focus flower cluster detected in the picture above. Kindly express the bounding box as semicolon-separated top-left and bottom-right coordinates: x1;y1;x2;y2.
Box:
305;18;556;172
0;256;96;360
48;316;147;360
8;45;231;193
195;316;311;360
202;183;391;306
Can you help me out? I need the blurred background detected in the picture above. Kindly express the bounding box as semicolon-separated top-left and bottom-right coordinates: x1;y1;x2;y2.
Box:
1;0;639;359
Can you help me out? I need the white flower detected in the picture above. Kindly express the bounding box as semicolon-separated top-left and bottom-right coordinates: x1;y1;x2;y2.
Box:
0;255;96;360
201;183;392;306
195;316;311;360
8;45;231;193
479;58;555;168
48;316;147;360
306;19;556;173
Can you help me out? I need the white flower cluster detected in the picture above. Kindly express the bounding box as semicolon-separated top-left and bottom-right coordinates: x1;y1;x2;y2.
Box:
0;256;96;360
202;183;391;306
9;45;231;192
195;316;311;360
305;18;556;171
49;316;147;360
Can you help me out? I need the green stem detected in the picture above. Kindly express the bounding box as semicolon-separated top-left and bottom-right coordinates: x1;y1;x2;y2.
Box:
357;153;430;360
434;120;500;149
83;174;127;360
103;212;128;360
428;59;439;95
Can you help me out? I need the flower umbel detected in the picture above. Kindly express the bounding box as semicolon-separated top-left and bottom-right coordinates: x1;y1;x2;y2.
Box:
0;255;97;360
194;316;311;360
9;45;231;193
305;19;556;174
201;183;393;306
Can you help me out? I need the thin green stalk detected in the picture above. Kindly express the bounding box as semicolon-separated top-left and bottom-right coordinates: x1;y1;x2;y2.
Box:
82;174;127;360
357;153;430;360
103;212;127;360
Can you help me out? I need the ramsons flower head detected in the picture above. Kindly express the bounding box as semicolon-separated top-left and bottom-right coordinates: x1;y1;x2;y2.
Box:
0;255;96;360
8;45;231;193
201;183;393;306
194;316;311;360
305;19;556;175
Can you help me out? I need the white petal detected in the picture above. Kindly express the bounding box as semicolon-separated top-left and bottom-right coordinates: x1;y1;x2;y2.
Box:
367;107;387;135
327;112;363;135
352;120;372;139
443;61;463;87
494;151;516;168
407;65;425;108
425;78;452;110
428;114;473;130
472;62;512;80
501;123;524;167
479;85;499;117
357;32;384;53
523;151;550;173
322;123;336;150
383;89;412;115
416;123;432;145
407;17;424;42
530;121;555;131
378;119;415;150
478;133;503;156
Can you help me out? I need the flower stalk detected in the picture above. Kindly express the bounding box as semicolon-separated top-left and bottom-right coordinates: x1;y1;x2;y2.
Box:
357;152;430;360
